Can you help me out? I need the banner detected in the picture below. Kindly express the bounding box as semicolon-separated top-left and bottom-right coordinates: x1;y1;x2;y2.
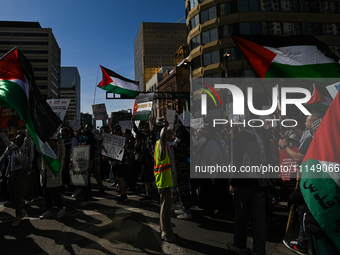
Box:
92;103;107;121
46;99;71;122
101;133;125;161
0;107;25;128
70;145;90;186
326;82;340;99
132;93;154;121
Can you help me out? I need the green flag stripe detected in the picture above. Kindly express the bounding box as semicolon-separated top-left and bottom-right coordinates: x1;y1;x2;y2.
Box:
100;84;139;98
266;62;340;79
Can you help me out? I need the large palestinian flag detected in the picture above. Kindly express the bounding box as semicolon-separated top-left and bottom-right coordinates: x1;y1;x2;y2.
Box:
231;34;340;79
300;90;340;252
0;47;62;176
97;65;139;98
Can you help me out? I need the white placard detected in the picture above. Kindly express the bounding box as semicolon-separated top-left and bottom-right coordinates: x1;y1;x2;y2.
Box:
190;118;204;129
92;103;107;121
178;111;191;127
101;133;125;161
70;145;90;186
166;109;176;126
69;119;81;132
46;99;71;121
326;82;340;99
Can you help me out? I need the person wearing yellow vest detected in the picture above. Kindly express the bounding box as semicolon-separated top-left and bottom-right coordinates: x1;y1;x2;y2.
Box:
154;119;177;243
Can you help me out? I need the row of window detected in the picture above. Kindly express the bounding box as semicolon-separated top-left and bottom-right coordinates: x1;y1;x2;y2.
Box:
189;0;340;31
0;32;48;37
191;22;340;50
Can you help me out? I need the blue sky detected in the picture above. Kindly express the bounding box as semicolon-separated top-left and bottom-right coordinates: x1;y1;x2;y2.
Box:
0;0;186;126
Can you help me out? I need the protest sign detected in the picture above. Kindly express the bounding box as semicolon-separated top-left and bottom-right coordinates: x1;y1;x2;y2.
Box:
166;109;176;127
69;119;81;132
119;120;133;132
279;147;299;181
101;133;125;161
0;107;25;128
46;99;71;121
132;93;154;121
326;82;340;99
190;118;204;129
70;145;90;186
178;111;191;127
92;103;107;121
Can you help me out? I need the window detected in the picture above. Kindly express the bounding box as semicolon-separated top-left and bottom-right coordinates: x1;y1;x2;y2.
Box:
239;0;260;12
280;0;300;12
241;22;262;34
191;35;200;50
189;0;205;11
304;23;322;35
323;23;340;35
282;22;302;35
262;21;282;34
201;28;218;44
190;14;199;30
200;6;216;24
218;1;238;16
203;50;219;66
261;0;280;11
301;0;319;12
219;24;240;39
321;1;339;13
192;56;201;71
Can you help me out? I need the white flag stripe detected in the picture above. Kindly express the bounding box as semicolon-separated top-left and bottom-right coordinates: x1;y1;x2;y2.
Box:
265;45;337;66
111;77;139;91
320;160;340;187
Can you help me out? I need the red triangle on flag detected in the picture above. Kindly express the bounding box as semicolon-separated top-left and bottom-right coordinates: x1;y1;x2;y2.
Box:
305;84;327;105
231;35;277;78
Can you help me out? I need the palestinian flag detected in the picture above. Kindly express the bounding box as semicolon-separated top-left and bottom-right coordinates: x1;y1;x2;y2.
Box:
300;90;340;252
305;84;332;113
0;47;62;176
231;34;340;79
97;65;139;98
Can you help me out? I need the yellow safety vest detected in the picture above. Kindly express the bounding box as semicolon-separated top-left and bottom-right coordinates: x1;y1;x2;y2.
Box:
154;140;173;188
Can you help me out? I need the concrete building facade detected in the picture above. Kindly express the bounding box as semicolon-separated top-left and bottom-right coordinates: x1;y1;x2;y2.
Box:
134;22;187;92
0;21;61;98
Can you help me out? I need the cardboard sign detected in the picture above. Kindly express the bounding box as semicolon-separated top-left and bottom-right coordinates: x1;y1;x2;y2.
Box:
279;147;299;181
92;103;107;121
46;99;71;121
0;107;25;128
70;145;90;186
132;93;154;121
101;133;125;161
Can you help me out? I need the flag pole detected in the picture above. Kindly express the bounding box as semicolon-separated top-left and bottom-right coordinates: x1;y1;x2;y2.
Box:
93;66;100;105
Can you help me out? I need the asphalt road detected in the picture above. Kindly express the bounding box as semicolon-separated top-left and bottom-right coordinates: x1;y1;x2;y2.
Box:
0;178;302;255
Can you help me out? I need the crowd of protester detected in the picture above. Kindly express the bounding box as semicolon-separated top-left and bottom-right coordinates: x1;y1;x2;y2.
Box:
0;111;337;255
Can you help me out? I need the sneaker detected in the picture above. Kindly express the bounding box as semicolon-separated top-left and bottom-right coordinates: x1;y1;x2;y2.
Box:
177;212;192;220
227;242;250;255
71;188;81;198
56;208;65;218
283;240;308;255
11;210;27;227
139;196;152;202
79;200;91;208
110;182;118;187
117;195;128;204
174;208;185;215
39;210;53;219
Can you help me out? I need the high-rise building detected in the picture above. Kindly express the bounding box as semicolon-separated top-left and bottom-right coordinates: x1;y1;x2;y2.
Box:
60;67;81;126
0;21;61;98
134;22;187;91
186;0;340;78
